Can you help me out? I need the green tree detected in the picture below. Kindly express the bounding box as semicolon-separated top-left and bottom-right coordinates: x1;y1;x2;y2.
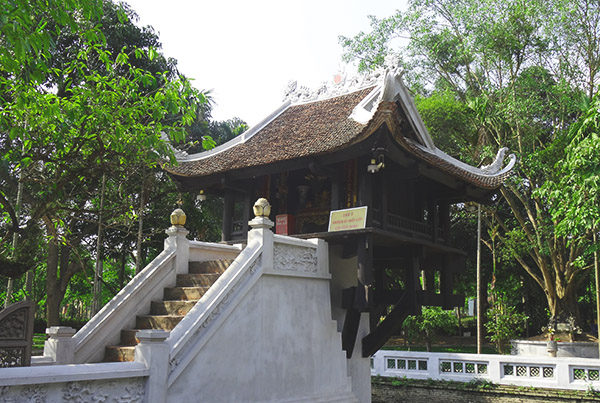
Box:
543;94;600;241
0;0;207;325
340;0;596;327
485;294;527;354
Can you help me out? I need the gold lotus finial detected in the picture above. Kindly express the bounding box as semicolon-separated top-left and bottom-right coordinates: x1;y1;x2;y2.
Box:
253;198;271;218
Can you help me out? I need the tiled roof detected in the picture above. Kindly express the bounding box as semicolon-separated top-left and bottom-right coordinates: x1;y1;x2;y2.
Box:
166;87;374;178
165;81;514;190
374;102;515;189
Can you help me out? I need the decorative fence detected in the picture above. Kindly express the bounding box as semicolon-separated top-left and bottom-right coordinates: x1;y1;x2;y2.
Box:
371;350;600;391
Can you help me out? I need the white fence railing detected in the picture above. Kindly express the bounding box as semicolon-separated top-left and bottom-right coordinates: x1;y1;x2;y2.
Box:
371;350;600;391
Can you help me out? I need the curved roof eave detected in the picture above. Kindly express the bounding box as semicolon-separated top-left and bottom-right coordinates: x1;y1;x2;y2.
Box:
166;71;516;190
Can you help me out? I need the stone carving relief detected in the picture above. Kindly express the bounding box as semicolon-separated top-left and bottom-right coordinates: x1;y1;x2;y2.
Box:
273;244;318;273
0;309;26;339
0;378;145;403
0;384;45;403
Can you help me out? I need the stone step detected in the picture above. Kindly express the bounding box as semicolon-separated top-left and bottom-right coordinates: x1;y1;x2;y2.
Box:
104;345;135;362
176;273;220;287
151;300;197;316
120;329;140;346
188;259;234;274
163;286;210;301
136;314;184;331
103;258;232;363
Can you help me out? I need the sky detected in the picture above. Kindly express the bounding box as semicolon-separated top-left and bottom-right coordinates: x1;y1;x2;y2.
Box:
124;0;405;126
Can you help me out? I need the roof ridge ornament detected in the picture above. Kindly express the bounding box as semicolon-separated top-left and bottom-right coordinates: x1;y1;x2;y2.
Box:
283;53;404;103
282;56;404;104
480;147;510;175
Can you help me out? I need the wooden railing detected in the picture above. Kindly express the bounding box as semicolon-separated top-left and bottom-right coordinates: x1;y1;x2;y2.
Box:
373;209;446;243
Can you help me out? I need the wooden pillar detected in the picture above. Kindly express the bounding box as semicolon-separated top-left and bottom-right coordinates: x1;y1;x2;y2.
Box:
330;180;341;211
222;190;233;242
440;201;450;242
357;157;373;226
242;192;251;237
381;174;389;230
406;250;421;315
428;199;439;242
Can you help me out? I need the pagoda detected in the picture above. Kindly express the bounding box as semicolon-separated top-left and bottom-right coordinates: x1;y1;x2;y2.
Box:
165;67;515;358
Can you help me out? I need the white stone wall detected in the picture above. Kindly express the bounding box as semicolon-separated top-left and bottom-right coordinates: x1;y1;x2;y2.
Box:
328;245;372;403
168;238;358;402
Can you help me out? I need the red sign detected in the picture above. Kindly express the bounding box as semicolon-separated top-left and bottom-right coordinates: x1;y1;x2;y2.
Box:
276;214;295;235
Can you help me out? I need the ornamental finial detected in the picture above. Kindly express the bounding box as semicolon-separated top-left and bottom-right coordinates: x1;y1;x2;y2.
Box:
170;208;186;227
253;198;271;218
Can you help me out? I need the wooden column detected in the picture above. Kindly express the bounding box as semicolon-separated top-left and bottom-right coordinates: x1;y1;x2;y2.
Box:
241;192;251;237
381;174;389;230
357;157;373;226
330;180;341;211
428;199;439;243
406;250;421;314
222;190;233;242
440;201;450;242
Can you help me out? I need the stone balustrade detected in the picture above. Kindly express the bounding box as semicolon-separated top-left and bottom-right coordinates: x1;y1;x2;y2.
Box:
371;349;600;391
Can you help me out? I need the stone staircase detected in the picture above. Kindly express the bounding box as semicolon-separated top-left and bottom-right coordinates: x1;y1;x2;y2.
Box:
104;259;233;362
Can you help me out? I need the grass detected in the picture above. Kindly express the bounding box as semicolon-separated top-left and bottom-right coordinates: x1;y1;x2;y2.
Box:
33;333;46;352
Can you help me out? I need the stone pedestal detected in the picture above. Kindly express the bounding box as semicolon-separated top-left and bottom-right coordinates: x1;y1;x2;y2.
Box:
135;329;170;403
44;326;76;364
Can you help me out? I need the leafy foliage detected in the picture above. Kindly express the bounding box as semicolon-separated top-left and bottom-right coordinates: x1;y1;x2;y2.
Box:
0;0;214;325
341;0;600;327
541;93;600;238
485;294;527;354
402;306;457;352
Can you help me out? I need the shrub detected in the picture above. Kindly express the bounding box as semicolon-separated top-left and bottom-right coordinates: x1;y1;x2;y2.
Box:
485;294;527;354
403;306;457;351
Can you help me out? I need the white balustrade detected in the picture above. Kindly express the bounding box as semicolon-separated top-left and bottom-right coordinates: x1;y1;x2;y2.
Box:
371;350;600;391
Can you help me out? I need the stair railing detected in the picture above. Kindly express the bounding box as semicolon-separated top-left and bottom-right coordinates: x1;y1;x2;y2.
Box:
73;247;178;364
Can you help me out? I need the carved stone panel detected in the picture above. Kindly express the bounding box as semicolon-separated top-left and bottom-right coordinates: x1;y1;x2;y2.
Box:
0;377;145;403
273;244;318;273
0;301;34;367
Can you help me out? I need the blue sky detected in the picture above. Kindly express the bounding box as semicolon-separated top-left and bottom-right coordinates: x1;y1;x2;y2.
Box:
125;0;406;126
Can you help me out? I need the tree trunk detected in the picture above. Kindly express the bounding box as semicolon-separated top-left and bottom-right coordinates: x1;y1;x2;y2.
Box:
547;291;580;325
135;173;147;275
92;174;106;315
5;176;24;307
476;204;484;354
4;279;13;308
45;239;77;327
45;240;61;327
119;250;126;289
